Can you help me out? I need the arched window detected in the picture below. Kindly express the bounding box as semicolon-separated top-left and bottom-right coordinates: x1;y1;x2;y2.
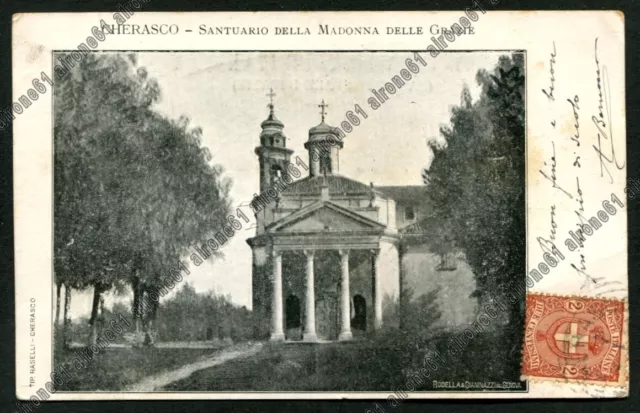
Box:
270;164;283;184
404;206;415;220
437;252;457;271
319;152;332;175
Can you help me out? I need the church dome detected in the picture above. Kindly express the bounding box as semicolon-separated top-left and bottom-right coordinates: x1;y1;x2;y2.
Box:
260;88;285;138
309;121;334;135
304;100;343;176
261;112;284;129
306;121;343;146
259;102;287;147
307;99;342;143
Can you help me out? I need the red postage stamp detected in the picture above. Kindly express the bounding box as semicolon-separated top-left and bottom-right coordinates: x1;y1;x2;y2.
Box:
521;294;626;384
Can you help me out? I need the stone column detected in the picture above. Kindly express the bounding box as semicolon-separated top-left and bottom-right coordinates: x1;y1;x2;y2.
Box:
303;249;317;341
338;250;353;341
372;249;382;330
270;250;285;341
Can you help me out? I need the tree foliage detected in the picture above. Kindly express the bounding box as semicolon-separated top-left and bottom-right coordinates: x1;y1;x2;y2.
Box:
421;54;525;372
423;53;525;299
54;53;232;345
157;284;253;342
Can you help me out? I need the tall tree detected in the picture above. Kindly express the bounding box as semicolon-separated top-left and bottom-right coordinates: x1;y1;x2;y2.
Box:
54;53;232;346
422;54;525;375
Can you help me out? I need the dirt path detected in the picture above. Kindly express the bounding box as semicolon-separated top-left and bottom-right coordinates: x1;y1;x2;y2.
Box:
126;342;263;392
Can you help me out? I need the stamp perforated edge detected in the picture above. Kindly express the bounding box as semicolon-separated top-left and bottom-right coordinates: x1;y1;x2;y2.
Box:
519;292;628;389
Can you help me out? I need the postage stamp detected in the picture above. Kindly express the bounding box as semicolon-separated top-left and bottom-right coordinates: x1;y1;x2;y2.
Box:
522;294;626;385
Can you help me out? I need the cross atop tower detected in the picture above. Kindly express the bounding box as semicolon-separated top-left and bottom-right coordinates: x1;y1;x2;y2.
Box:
266;88;276;114
318;99;329;123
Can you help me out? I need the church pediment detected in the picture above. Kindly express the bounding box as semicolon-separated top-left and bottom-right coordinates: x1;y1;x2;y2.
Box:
267;201;385;233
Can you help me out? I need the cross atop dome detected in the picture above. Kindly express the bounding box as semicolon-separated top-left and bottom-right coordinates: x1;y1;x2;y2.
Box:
318;99;329;123
266;88;277;115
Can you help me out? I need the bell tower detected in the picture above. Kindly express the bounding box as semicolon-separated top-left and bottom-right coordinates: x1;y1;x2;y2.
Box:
253;89;293;233
304;99;343;177
255;88;293;193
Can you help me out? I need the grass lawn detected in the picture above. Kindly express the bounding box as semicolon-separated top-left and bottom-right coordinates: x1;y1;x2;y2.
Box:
53;330;523;392
165;331;523;392
165;340;410;392
54;345;227;391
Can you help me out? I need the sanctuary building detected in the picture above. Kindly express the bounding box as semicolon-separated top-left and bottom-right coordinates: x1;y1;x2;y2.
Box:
246;96;478;342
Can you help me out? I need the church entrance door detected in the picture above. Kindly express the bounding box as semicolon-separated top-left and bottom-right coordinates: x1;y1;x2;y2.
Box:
285;295;302;340
316;293;338;341
352;294;367;332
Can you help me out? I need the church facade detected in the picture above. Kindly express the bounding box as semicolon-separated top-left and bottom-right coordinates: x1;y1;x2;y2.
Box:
246;98;479;342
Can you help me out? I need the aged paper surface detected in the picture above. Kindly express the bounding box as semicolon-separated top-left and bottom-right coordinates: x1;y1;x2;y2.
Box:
12;10;627;401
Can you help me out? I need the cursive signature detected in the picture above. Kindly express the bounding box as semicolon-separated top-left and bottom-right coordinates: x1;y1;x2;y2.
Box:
592;38;625;183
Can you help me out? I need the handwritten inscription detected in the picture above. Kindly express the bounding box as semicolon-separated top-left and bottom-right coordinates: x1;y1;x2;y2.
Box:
541;41;557;101
567;96;580;147
536;38;624;295
575;178;584;213
592;38;625;183
539;142;572;199
549;205;557;240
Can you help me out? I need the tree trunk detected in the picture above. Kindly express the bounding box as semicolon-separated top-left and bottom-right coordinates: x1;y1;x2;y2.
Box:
132;276;143;334
144;298;159;347
88;285;103;346
55;282;62;326
99;294;105;320
62;284;72;350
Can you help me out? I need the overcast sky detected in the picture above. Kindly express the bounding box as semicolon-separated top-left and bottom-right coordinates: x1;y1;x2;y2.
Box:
68;51;507;318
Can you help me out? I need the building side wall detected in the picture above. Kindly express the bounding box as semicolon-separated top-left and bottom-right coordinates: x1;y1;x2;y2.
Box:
371;197;395;229
401;243;479;329
378;240;400;328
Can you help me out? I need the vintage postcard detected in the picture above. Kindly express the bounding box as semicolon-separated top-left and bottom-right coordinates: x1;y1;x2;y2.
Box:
12;10;627;402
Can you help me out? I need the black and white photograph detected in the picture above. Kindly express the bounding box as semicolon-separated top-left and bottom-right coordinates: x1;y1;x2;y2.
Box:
51;50;526;393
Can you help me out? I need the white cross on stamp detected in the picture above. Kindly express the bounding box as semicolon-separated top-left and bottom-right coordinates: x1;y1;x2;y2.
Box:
554;322;589;354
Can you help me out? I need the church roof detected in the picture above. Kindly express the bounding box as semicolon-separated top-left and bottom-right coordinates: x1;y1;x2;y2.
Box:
283;174;378;197
374;185;429;204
